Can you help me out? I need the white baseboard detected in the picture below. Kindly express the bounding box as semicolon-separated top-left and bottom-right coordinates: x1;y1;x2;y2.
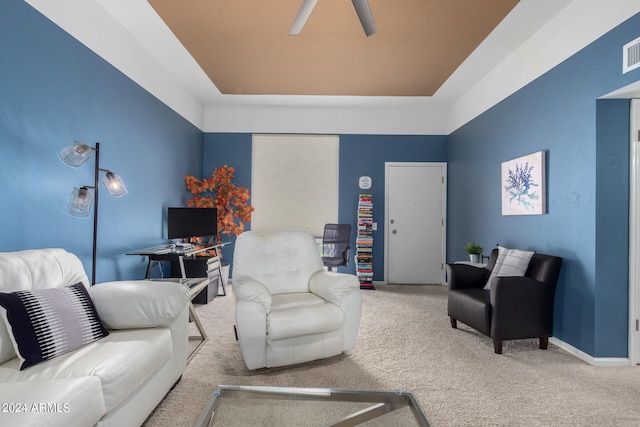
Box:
549;337;632;367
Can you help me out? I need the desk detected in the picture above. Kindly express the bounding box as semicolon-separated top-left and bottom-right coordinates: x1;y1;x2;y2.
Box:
127;243;228;363
127;244;227;297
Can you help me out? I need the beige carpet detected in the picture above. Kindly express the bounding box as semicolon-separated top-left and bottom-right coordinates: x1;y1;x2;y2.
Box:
144;284;640;426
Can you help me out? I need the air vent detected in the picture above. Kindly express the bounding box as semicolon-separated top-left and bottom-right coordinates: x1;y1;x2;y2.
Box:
623;37;640;74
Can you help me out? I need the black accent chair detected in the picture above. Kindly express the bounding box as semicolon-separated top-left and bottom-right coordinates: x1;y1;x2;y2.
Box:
446;248;563;354
321;224;351;271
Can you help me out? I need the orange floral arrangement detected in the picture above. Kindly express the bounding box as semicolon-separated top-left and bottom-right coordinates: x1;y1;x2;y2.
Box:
184;165;254;239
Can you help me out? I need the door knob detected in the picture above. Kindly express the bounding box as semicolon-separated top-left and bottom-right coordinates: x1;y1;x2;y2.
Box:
390;219;395;224
392;229;397;234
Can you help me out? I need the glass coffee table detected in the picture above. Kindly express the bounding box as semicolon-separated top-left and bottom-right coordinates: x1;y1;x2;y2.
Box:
194;385;431;426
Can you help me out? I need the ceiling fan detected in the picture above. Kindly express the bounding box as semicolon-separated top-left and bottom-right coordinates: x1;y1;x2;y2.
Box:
289;0;377;37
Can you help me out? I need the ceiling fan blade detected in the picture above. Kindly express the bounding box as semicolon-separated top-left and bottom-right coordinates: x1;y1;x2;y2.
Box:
351;0;376;36
289;0;319;35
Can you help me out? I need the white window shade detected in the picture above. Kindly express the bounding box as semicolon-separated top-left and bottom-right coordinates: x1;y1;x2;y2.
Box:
251;134;339;237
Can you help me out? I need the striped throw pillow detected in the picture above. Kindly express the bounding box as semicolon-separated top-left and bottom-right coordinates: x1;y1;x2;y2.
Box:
0;282;108;370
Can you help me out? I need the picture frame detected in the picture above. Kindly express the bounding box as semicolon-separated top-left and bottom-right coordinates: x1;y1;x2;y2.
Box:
501;151;546;215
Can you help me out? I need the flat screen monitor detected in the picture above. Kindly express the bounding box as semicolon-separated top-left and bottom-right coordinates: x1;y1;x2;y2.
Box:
167;207;217;240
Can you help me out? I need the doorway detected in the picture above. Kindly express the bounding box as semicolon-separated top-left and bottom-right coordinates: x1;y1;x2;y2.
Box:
630;99;640;364
384;162;446;284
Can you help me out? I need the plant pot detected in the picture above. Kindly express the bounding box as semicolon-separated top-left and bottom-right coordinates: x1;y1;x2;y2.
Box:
469;254;480;263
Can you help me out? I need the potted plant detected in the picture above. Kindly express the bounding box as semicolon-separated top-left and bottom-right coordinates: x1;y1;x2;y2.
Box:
463;242;484;263
184;165;254;284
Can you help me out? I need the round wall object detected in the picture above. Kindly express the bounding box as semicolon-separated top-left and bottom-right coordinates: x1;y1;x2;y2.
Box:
359;176;372;189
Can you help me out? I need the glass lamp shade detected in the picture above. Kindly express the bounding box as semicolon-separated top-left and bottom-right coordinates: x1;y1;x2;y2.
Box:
66;187;93;217
60;142;93;166
103;172;128;198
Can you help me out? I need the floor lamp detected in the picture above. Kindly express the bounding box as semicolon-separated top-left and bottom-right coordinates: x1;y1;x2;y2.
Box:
61;141;127;285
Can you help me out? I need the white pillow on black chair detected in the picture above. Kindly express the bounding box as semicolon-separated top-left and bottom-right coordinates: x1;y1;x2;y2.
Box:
484;246;535;290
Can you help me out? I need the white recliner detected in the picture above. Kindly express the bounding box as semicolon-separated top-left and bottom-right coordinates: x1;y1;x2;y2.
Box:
233;230;362;370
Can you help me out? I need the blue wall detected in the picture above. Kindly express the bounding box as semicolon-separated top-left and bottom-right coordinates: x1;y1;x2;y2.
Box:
339;135;447;278
447;12;640;357
202;133;253;265
0;0;203;282
4;0;640;359
202;133;447;278
595;99;630;357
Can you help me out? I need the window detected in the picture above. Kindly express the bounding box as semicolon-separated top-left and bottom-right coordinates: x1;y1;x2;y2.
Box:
251;134;339;237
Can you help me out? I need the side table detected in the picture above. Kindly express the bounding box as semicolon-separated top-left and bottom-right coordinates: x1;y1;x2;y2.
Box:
130;276;210;363
183;277;211;363
127;243;229;363
445;261;488;285
454;261;487;268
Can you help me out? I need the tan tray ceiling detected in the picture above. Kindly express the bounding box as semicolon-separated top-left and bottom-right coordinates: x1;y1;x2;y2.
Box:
149;0;519;97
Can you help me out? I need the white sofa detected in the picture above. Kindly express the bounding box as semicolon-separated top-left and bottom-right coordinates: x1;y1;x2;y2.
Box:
0;248;190;427
233;230;362;370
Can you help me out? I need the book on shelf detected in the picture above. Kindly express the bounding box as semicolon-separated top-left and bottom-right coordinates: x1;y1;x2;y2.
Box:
357;194;374;287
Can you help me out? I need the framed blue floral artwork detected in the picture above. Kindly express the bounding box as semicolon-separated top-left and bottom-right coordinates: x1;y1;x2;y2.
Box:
501;151;546;215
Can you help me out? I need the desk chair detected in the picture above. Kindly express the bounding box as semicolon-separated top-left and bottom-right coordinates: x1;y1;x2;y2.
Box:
321;224;351;271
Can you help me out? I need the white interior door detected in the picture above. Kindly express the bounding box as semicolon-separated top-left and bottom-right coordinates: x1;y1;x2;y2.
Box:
385;162;446;284
630;99;640;364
